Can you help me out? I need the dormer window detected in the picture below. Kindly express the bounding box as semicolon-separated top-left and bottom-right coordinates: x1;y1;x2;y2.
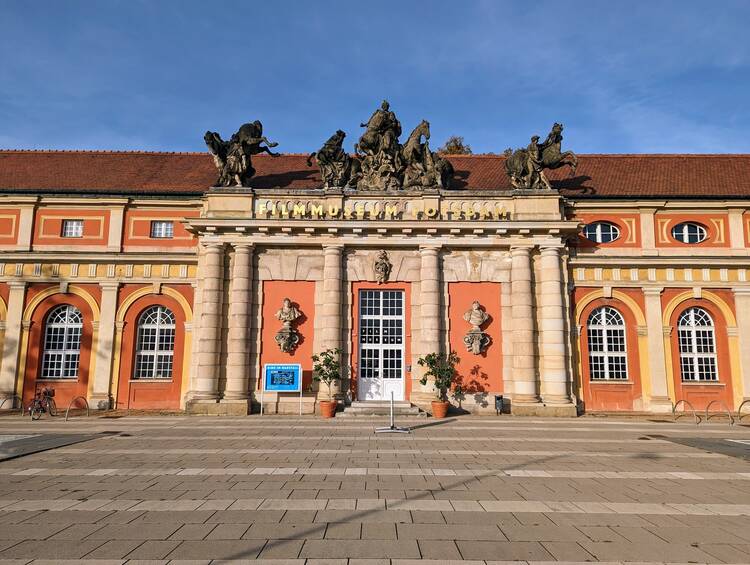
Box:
582;222;620;243
671;222;707;244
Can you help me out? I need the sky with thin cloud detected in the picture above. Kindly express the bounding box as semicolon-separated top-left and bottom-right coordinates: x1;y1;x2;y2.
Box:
1;1;748;154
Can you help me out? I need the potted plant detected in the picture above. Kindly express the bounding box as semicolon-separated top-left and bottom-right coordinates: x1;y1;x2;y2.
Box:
418;351;459;418
312;347;342;418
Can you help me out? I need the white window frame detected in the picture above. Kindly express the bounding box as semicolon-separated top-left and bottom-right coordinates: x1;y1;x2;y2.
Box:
61;219;84;238
41;304;83;379
677;307;718;382
587;306;628;380
134;306;176;380
582;222;620;243
671;222;708;244
150;220;174;239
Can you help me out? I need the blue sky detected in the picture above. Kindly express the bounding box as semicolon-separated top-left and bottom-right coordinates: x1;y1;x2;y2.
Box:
1;1;748;154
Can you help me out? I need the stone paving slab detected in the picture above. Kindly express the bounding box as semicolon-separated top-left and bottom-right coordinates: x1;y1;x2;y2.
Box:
0;415;748;563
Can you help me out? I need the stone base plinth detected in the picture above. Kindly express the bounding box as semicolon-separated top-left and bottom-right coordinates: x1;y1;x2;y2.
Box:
258;392;317;415
185;399;244;416
511;401;578;417
648;396;675;414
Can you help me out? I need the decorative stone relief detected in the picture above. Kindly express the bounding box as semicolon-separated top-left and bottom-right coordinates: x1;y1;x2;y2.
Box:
374;250;392;284
462;300;491;354
274;298;302;353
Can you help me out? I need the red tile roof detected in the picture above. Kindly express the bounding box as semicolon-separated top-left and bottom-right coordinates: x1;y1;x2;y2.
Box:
1;150;749;199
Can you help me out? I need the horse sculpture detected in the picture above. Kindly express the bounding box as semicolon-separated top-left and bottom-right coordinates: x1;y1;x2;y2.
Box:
401;120;454;189
504;123;577;190
204;121;279;187
307;130;361;188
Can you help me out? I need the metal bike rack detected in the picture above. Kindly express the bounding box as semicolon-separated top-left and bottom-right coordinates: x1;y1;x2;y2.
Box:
672;399;700;425
738;399;750;422
0;395;23;415
705;399;735;426
65;396;90;422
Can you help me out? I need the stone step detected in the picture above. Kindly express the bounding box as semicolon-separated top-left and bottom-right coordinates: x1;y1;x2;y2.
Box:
340;401;425;417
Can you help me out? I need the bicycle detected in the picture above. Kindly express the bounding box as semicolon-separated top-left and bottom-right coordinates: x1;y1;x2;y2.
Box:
28;387;57;420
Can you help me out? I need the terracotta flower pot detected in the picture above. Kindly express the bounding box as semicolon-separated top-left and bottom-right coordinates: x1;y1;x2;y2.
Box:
319;400;337;418
431;400;450;419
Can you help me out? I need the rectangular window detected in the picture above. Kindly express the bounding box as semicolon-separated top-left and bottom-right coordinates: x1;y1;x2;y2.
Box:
150;221;174;239
61;219;83;238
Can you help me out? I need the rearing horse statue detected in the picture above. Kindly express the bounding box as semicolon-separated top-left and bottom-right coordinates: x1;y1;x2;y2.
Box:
504;122;577;190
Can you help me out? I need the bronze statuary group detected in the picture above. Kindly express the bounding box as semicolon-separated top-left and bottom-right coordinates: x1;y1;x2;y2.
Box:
205;102;577;191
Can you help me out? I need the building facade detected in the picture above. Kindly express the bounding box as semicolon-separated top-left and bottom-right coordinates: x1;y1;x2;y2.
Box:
1;149;749;416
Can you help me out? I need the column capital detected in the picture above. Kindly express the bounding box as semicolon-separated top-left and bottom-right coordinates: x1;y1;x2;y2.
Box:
539;245;563;256
419;245;441;254
202;241;225;252
323;244;344;254
7;280;27;290
232;242;255;251
642;286;664;296
510;245;534;256
732;287;750;296
99;281;121;291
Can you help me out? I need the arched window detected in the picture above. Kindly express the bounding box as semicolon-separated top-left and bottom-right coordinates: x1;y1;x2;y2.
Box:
41;304;83;379
677;307;718;381
134;306;176;379
587;306;627;380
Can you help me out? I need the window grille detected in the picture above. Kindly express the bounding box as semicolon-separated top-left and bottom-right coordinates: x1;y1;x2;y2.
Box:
61;219;84;238
150;221;174;239
41;304;82;379
134;306;176;379
582;222;620;243
587;306;628;380
677;307;718;381
672;222;707;244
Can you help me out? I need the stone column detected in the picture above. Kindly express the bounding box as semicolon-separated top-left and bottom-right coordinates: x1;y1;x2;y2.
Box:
0;282;26;401
643;287;671;412
224;243;253;402
90;282;119;409
416;245;442;395
511;246;538;403
319;245;344;399
539;246;571;404
733;288;750;401
193;242;225;401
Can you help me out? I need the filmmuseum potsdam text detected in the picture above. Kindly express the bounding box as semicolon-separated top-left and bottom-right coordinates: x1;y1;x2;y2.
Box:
1;105;750;417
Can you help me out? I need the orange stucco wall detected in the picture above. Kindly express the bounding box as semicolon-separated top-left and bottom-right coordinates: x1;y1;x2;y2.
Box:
447;282;503;396
572;213;641;249
654;213;730;248
123;209;198;249
259;281;316;393
32;209;110;247
576;291;643;411
0;209;20;245
663;290;735;410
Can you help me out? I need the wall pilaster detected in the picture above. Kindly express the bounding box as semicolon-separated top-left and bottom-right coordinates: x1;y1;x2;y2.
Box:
0;282;26;401
643;287;672;412
733;288;750;401
90;282;119;408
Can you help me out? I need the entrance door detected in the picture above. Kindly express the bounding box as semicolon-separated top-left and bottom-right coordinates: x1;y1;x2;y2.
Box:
357;289;405;401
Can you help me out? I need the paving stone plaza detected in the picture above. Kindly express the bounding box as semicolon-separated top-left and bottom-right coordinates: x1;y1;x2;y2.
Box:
0;415;749;564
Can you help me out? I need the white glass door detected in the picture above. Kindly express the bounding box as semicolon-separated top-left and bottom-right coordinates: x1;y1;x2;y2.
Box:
358;289;405;401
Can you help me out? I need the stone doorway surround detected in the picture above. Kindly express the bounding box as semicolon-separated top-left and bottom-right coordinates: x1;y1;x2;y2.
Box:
183;187;581;416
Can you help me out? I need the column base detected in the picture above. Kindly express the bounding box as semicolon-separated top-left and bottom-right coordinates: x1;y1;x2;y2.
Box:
87;394;112;410
511;401;578;417
648;396;674;414
218;399;250;415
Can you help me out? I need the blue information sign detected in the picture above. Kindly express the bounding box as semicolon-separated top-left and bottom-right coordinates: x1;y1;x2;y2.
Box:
263;364;302;392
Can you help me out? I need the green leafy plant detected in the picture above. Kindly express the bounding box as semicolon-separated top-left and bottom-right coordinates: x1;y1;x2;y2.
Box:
418;351;460;402
312;347;342;401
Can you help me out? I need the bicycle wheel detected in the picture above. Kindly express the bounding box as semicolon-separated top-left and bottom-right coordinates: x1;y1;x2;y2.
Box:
46;398;58;417
30;403;42;420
